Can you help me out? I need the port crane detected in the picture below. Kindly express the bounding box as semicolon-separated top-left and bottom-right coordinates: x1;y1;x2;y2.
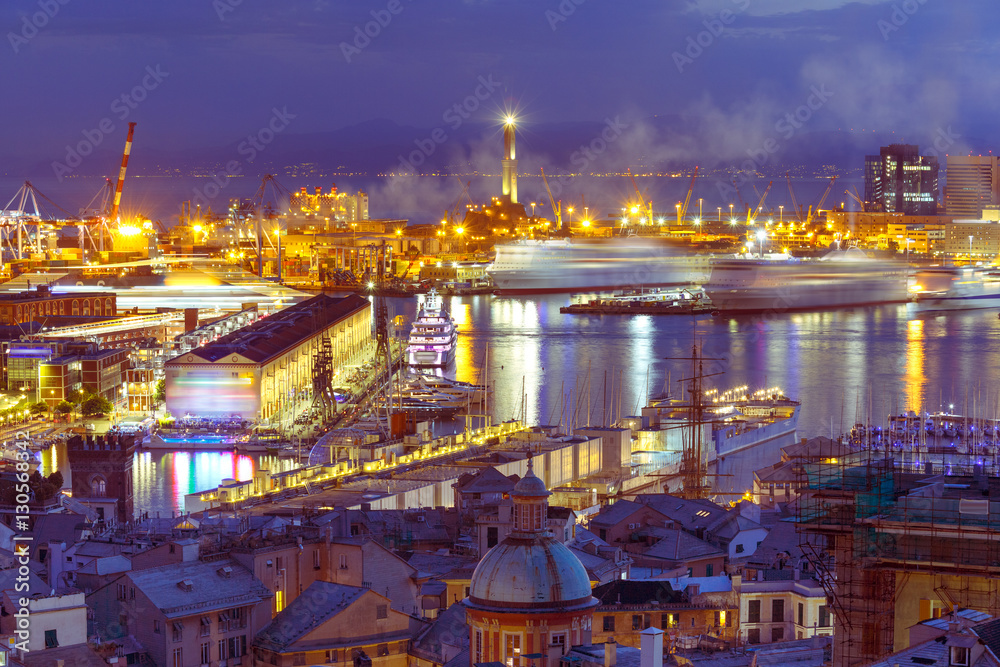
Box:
747;181;773;225
732;178;749;218
844;186;865;211
107;122;136;223
626;169;653;226
786;171;804;223
804;175;838;226
539;168;562;231
679;166;699;223
446;178;471;226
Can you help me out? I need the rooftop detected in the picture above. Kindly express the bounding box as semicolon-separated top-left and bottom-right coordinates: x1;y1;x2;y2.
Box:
127;559;270;618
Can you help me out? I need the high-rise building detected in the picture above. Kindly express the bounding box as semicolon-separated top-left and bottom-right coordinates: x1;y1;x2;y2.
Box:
864;144;939;215
944;155;1000;218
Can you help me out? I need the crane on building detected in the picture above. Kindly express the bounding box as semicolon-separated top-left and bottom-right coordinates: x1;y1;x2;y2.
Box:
447;178;472;225
748;181;773;225
804;175;838;226
679;166;700;223
539;168;562;231
844;186;865;211
626;169;653;225
732;178;748;218
786;171;804;223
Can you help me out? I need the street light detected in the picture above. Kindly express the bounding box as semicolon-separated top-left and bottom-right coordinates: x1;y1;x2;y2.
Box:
717;206;721;223
779;205;783;224
530;202;536;218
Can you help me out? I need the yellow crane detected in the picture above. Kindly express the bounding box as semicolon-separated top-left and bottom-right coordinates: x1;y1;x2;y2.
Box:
680;166;700;222
626;168;653;225
539;167;562;230
805;176;838;225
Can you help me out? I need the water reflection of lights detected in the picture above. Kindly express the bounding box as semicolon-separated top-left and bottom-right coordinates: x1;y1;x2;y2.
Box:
904;318;925;412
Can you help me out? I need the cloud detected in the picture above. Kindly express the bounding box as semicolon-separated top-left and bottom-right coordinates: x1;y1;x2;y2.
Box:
686;0;892;17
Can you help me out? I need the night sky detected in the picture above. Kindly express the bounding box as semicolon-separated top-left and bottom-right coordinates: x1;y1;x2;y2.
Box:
2;0;997;171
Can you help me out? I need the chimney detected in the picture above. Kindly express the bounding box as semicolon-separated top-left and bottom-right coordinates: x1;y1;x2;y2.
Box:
47;541;64;588
640;628;663;667
604;639;617;667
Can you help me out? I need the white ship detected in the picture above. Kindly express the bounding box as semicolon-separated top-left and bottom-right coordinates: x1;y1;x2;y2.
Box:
406;289;457;368
704;247;908;312
487;238;711;294
910;265;1000;312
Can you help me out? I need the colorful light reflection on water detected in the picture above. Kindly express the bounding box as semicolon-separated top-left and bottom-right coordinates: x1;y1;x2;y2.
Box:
41;446;297;517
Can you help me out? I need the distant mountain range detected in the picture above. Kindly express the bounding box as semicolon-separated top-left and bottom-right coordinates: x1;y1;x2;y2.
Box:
4;116;988;182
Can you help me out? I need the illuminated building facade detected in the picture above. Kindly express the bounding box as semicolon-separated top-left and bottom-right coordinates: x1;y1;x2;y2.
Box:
864;144;940;215
163;294;370;421
945;155;1000;218
0;284;116;325
464;459;598;666
66;432;136;524
289;185;369;226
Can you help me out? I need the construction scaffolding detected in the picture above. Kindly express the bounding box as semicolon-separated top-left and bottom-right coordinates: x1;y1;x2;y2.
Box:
797;448;1000;667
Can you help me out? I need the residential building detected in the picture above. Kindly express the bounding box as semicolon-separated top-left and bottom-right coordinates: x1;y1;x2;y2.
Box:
943;220;1000;259
252;581;426;667
734;571;830;645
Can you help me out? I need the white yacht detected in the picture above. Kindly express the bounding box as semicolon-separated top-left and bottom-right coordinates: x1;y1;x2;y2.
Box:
407;290;457;368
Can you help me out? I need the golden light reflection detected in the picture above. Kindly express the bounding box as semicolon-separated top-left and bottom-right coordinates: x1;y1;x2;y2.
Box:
903;318;925;413
449;298;478;383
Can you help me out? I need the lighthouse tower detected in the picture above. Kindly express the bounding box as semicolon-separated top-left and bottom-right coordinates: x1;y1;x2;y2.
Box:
501;116;519;205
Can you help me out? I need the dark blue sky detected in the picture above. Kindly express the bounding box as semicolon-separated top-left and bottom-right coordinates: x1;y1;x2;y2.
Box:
2;0;997;165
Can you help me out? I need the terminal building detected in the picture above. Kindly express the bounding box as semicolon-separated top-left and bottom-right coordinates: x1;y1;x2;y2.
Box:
163;294;371;422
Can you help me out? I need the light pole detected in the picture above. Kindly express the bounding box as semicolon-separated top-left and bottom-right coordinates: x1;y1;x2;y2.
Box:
531;202;536;218
969;235;974;260
779;205;783;224
698;198;703;221
717;206;721;223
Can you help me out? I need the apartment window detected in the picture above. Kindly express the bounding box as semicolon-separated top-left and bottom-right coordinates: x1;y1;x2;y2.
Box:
632;615;643;631
377;644;389;657
951;646;971;666
326;650;339;663
172;621;184;642
772;599;785;623
735;543;745;553
487;526;499;548
798;603;804;626
313;549;321;569
706;563;714;577
276;556;284;570
91;475;107;497
603;616;615;632
44;630;58;648
552;634;567;655
714;611;721;627
293;653;306;666
200;616;211;637
339;554;348;569
819;605;831;628
172;648;183;667
771;627;784;642
747;629;761;645
661;613;678;629
154;620;161;634
474;629;483;663
200;642;211;665
748;600;761;623
376;604;388;620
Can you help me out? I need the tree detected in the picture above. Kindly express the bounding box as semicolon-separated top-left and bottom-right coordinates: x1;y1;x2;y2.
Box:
67;388;88;405
29;402;48;416
55;401;74;415
81;395;114;417
154;379;166;406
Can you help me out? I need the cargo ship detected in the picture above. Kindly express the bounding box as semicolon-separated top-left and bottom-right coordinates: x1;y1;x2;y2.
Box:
704;247;908;312
486;238;711;294
910;265;1000;312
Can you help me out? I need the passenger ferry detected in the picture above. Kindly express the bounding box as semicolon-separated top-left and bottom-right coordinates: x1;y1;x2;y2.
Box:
406;289;457;368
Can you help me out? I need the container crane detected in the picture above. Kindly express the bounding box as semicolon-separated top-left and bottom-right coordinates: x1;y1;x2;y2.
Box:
844;187;865;211
539;168;562;230
447;179;471;225
732;178;749;218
